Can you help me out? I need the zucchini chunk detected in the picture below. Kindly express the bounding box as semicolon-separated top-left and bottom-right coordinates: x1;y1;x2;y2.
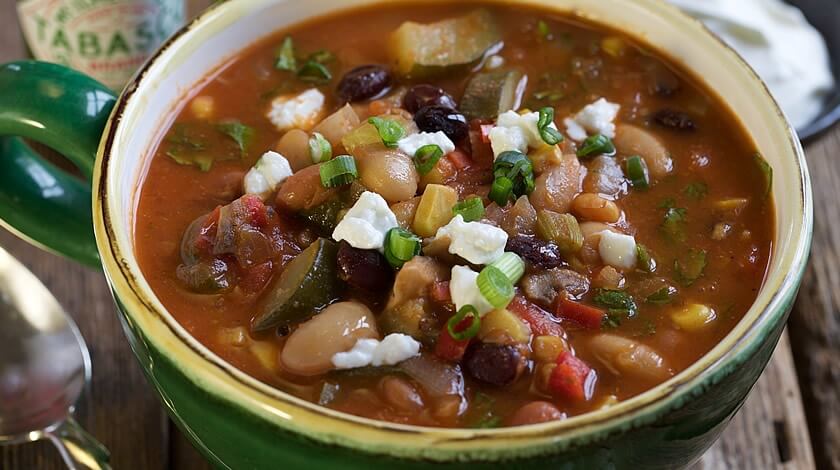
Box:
389;9;501;78
460;69;527;120
251;238;340;332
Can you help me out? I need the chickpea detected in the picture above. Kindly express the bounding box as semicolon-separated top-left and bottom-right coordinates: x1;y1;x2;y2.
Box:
572;193;621;223
357;150;418;203
613;124;673;180
274;129;312;172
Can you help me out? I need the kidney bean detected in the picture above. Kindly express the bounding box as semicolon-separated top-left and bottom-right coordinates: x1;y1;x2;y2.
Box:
403;84;457;113
336;241;394;292
505;235;565;269
463;342;521;386
414;105;469;142
506;401;565;426
337;65;393;102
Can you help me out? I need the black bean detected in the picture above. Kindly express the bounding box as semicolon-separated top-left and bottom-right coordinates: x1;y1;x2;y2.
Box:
336;241;394;291
414;105;469;142
651;109;695;131
505;235;565;269
403;84;457;113
463;343;521;386
336;65;393;102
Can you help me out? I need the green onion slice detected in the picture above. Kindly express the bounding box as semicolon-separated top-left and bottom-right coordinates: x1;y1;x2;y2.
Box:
452;197;485;222
297;60;332;83
383;227;421;268
447;305;481;341
625;155;649;189
576;134;615;158
489;252;525;284
488;176;514;206
537;107;564;145
477;266;515;308
319;155;358;188
414;144;444;175
493;151;535;201
367;117;405;148
309;132;332;164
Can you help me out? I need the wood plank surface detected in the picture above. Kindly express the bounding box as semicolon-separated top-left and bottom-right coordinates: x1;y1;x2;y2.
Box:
787;130;840;470
0;0;832;468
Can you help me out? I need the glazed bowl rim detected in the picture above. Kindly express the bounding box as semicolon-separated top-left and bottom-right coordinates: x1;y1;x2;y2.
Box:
91;0;813;461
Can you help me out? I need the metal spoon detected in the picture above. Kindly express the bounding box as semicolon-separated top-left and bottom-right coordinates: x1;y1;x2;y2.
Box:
0;245;110;469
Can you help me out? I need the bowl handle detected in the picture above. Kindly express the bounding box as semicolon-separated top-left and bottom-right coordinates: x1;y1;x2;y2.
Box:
0;61;116;267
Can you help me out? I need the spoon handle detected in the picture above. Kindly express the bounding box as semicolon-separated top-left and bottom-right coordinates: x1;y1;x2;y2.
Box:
45;417;111;470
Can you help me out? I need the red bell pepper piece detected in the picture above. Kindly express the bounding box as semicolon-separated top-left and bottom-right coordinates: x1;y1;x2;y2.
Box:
239;261;273;294
194;206;221;255
554;296;605;330
549;352;597;402
434;316;472;362
507;295;565;337
447;148;472;170
241;194;269;229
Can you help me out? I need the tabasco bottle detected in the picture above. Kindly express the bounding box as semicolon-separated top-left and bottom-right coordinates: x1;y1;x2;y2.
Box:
16;0;185;90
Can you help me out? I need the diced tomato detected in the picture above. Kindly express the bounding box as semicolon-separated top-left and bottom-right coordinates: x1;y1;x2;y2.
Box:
548;352;597;402
447;148;472;170
435;316;472;362
241;194;269;229
195;206;222;254
554;297;605;330
508;295;565;337
479;124;494;144
430;281;452;303
238;261;273;294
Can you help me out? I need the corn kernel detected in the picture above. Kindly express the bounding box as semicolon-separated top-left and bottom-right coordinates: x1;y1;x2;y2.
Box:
671;303;717;331
190;95;215;120
601;36;626;57
533;335;566;363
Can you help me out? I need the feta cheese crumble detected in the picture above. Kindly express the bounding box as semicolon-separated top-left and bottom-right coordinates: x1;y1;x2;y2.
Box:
488;110;559;158
563;98;620;141
598;230;637;270
243;151;294;199
332;191;399;252
449;265;495;316
266;88;325;131
397;131;455;157
435;215;508;265
331;334;421;369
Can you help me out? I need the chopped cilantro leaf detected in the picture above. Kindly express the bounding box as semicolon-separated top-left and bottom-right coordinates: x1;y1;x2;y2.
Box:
594;289;637;318
216;120;254;157
684;181;708;200
674;249;708;286
660;207;688;242
274;36;296;71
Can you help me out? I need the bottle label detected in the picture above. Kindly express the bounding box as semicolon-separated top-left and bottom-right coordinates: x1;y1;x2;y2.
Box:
17;0;185;90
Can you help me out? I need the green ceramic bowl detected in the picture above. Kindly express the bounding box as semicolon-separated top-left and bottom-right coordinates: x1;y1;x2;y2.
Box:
0;0;813;468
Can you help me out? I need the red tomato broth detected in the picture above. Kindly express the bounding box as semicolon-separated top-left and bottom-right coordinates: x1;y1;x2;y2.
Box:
134;3;773;428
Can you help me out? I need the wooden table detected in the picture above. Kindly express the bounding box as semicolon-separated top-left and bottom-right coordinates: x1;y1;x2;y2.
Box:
1;1;836;469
